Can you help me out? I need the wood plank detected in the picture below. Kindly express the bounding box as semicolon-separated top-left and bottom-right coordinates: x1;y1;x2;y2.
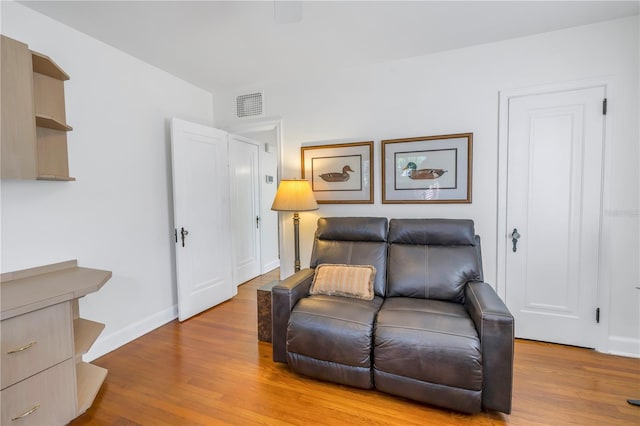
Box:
76;362;108;415
0;263;112;320
33;72;68;126
35;114;73;131
36;126;72;180
0;35;37;179
68;269;640;425
0;260;77;282
74;318;105;359
31;50;69;80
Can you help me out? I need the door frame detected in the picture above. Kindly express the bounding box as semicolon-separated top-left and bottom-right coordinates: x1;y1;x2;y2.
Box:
225;118;284;274
496;78;614;352
228;133;263;286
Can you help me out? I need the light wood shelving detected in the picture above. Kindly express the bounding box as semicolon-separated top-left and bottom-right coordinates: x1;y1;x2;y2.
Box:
74;318;105;361
1;35;75;181
0;260;111;424
76;362;108;415
36;114;74;132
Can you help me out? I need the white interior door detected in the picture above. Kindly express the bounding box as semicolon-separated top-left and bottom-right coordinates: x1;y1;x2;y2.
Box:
505;86;606;348
170;118;235;321
228;134;262;285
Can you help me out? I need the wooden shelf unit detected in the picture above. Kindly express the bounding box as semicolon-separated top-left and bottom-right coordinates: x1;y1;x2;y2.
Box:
74;318;105;362
35;114;74;132
1;35;75;181
76;362;108;415
0;260;111;424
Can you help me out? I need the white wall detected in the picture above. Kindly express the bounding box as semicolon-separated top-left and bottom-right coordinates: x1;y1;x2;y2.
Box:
214;16;639;355
1;2;215;359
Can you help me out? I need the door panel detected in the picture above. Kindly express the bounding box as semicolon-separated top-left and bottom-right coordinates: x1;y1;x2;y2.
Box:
505;87;605;348
171;118;235;321
228;135;261;285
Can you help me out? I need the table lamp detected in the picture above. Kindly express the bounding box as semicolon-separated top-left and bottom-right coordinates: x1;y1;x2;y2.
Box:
271;179;318;272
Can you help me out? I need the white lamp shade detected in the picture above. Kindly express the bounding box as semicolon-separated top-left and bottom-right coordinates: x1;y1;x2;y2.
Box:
271;179;318;212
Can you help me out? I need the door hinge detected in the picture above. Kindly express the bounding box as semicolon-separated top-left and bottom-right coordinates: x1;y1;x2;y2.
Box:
602;98;607;115
596;307;600;323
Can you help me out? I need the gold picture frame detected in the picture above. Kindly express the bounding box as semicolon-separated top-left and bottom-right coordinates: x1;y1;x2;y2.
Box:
301;141;374;204
382;133;472;204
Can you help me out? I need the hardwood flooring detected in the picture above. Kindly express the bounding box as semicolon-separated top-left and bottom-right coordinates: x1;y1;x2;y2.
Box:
71;270;640;425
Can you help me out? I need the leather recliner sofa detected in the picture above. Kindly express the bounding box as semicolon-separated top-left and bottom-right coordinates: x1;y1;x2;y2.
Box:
272;217;514;414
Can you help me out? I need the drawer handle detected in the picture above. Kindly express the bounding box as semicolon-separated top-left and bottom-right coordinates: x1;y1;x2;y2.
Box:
11;404;40;421
7;341;36;354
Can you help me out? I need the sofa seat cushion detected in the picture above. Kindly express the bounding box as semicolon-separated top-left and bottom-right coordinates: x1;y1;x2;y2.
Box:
374;297;482;391
286;294;383;388
288;294;383;366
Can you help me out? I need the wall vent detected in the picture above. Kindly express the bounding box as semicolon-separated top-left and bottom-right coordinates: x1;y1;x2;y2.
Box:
236;92;263;118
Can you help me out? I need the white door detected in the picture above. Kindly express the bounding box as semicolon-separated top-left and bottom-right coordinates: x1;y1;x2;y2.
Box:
228;135;262;285
505;86;606;348
170;118;235;321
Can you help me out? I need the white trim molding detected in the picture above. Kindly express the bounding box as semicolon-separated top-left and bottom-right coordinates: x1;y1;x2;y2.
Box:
606;336;640;359
83;305;178;362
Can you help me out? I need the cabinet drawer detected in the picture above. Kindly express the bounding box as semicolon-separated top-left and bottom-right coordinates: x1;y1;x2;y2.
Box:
1;302;73;389
0;358;76;425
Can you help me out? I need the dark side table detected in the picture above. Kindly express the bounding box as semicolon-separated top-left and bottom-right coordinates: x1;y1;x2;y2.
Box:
257;280;279;342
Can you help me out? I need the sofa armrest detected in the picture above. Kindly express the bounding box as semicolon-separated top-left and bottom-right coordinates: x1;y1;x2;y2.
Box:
464;281;514;414
272;268;315;363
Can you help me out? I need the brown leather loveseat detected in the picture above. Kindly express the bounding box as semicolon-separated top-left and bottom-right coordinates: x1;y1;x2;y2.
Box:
272;217;514;414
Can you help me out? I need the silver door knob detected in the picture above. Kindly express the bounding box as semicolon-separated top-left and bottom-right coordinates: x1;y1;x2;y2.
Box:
181;227;189;247
511;228;521;252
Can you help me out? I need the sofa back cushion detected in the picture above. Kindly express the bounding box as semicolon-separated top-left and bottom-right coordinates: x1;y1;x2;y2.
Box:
387;219;483;303
310;217;388;297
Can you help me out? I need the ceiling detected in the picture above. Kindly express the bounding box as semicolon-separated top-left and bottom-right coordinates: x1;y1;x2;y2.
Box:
19;1;640;93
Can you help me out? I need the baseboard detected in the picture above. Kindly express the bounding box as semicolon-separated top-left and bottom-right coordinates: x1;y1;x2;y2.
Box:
83;305;178;362
604;335;640;358
262;259;280;274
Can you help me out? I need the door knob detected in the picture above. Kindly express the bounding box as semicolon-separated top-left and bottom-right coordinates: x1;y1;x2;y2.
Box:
181;227;189;247
511;228;521;252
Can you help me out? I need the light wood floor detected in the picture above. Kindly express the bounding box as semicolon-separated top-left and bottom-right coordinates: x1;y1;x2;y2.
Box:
71;269;639;425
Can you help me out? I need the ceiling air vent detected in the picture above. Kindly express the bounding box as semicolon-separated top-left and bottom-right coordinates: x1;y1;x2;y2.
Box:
236;92;263;118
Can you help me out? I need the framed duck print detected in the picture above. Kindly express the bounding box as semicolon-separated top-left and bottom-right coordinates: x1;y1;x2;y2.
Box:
301;141;374;204
381;133;472;204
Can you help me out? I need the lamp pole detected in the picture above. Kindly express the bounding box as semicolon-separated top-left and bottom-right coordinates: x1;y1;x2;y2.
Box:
293;212;301;272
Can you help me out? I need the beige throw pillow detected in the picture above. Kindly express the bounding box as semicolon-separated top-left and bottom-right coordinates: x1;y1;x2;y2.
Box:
310;264;376;301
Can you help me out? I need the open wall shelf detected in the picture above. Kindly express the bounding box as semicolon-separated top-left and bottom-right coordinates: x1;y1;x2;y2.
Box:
1;35;75;181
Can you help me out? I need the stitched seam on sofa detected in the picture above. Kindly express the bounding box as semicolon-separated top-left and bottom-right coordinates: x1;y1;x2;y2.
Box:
382;307;466;318
374;368;483;393
468;285;484;341
308;295;380;307
376;324;478;339
425;246;430;299
467;285;512;320
292;311;372;327
293;353;371;370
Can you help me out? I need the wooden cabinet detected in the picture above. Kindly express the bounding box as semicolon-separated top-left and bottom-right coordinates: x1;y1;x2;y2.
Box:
1;35;74;181
0;260;111;424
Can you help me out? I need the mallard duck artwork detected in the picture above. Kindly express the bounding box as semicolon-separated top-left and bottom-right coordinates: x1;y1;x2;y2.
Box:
319;165;355;182
402;162;447;180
